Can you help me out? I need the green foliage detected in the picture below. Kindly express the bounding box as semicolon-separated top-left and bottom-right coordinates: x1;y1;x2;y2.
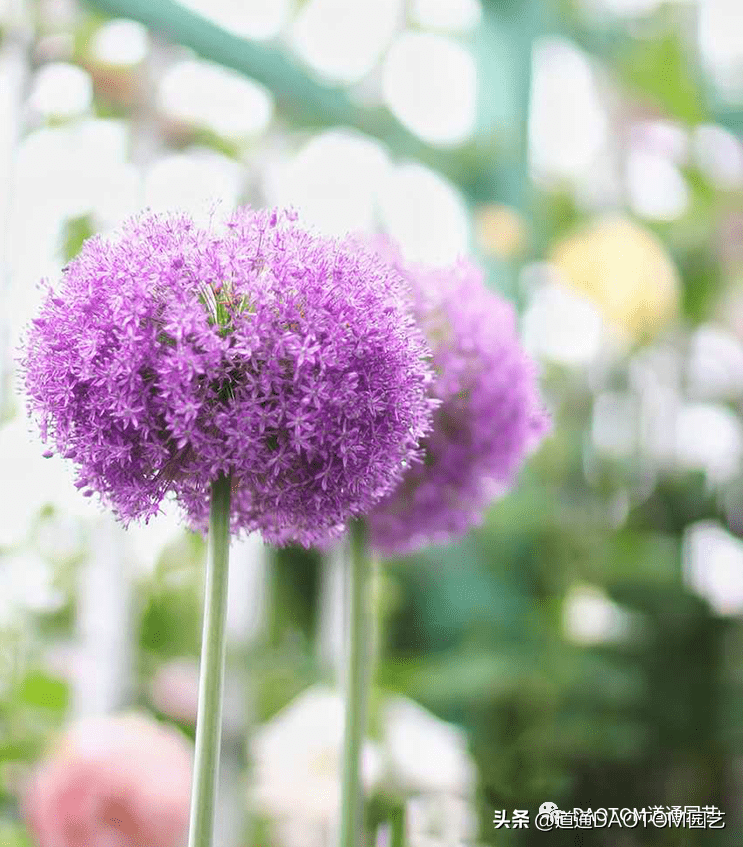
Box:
61;215;95;263
617;30;708;125
18;671;69;713
0;823;32;847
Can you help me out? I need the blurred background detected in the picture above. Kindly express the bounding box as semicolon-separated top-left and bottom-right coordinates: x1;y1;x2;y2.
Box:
1;0;743;844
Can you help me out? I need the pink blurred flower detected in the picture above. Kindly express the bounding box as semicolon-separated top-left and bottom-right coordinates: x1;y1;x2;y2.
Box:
23;712;192;847
149;658;200;726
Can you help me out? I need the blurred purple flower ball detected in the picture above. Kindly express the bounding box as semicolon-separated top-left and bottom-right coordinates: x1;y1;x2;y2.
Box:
21;208;435;547
368;249;550;555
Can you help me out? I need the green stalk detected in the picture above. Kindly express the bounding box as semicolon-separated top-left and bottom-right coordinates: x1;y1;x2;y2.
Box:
338;521;373;847
389;805;406;847
187;474;232;847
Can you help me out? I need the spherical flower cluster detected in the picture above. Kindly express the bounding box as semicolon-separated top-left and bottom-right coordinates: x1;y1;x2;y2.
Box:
21;208;434;546
23;713;192;847
368;250;550;555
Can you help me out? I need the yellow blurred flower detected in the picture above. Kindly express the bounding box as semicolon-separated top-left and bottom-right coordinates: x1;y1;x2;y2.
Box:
475;204;527;260
550;216;680;339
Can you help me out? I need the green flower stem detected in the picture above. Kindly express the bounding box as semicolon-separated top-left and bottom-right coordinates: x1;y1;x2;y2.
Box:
187;474;232;847
339;520;373;847
389;804;406;847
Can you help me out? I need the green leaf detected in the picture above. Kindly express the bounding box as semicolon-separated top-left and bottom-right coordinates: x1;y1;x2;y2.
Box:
61;215;95;263
618;32;708;124
18;671;69;713
0;823;32;847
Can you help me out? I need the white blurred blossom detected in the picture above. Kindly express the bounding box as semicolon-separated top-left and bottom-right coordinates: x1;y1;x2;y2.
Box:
673;403;743;486
382;696;476;796
265;130;390;236
529;39;608;181
683;521;743;616
563;584;634;645
0;551;64;627
699;0;743;101
292;0;402;84
30;63;92;119
378;163;470;264
91;19;149;67
8;120;138;337
249;685;478;843
410;0;481;32
15;121;130;222
693;124;743;190
522;275;605;367
0;416;98;547
631;120;689;164
382;32;477;146
687;325;743;401
250;686;382;832
180;0;291;40
626;148;689;221
264;132;469;262
158;60;273;140
143;150;243;222
406;794;479;845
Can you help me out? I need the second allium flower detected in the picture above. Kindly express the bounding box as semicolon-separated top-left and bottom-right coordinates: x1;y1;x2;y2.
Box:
21;208;435;547
369;251;550;555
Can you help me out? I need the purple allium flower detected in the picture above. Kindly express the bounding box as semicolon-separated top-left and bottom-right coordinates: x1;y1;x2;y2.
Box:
20;208;435;547
368;249;550;556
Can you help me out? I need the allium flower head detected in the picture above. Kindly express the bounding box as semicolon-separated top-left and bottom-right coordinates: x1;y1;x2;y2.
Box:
21;208;434;546
368;248;550;555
